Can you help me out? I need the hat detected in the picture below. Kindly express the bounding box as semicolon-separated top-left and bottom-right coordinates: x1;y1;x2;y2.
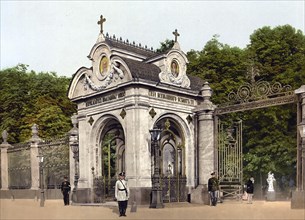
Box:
119;172;125;176
211;171;215;175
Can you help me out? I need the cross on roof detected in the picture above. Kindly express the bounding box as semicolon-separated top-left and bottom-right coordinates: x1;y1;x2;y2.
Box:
172;29;180;42
97;15;106;34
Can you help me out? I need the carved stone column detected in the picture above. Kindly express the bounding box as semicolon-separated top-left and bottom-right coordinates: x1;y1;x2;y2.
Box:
0;130;11;190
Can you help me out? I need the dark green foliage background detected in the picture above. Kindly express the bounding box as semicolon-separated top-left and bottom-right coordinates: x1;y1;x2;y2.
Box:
0;64;76;143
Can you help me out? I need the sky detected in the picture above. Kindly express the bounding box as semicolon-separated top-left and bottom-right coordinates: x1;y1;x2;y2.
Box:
1;0;304;77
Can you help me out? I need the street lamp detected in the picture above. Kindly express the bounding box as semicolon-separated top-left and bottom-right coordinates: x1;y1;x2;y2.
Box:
69;130;79;202
37;155;44;207
149;126;164;208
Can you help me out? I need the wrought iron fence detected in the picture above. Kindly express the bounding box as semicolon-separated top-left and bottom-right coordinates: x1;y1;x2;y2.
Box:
8;143;31;189
5;135;70;190
38;136;70;189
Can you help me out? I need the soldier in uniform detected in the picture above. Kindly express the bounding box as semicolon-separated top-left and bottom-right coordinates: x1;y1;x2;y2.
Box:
208;171;219;206
115;172;129;217
61;176;71;206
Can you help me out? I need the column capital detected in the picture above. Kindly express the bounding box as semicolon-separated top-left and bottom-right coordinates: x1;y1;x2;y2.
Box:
0;143;11;149
295;85;305;95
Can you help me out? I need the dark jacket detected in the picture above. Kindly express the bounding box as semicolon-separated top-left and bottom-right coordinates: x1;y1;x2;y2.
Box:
61;180;71;193
208;177;219;192
246;179;254;194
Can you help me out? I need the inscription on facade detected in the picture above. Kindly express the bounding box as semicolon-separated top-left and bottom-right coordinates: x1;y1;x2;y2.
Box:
86;91;125;107
149;91;195;105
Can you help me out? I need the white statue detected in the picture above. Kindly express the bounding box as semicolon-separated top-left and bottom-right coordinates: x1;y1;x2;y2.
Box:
267;171;276;192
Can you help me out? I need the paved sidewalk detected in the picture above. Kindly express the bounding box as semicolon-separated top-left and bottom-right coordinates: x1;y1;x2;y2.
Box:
1;199;304;220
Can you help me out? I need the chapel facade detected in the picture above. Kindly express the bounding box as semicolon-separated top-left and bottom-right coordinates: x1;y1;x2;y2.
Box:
68;16;216;204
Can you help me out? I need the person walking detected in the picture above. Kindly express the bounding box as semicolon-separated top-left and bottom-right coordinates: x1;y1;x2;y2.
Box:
61;176;71;206
208;171;219;206
246;177;254;204
115;172;129;217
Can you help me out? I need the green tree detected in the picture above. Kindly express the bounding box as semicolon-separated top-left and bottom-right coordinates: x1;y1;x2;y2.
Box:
186;35;248;104
185;25;304;185
156;39;175;53
247;25;305;88
0;64;76;143
242;25;305;181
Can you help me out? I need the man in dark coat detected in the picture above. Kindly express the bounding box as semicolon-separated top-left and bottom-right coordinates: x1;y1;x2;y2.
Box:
61;176;71;206
246;177;254;204
208;171;219;206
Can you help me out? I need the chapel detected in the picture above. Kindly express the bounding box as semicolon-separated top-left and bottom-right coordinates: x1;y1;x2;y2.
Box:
68;15;216;204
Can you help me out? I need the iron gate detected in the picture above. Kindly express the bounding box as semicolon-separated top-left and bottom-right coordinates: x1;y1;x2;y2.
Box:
217;119;243;200
161;175;187;202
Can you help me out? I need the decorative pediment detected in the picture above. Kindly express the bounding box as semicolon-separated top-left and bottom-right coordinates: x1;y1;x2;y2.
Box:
68;51;131;99
158;47;190;88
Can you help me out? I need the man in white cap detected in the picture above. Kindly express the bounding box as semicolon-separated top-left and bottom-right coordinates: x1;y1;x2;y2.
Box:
115;172;129;217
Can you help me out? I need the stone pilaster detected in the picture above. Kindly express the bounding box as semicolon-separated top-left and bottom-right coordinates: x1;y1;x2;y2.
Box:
30;124;41;190
0;130;10;190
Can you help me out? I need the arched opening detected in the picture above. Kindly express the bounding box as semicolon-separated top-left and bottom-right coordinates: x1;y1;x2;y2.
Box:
155;118;187;202
96;118;125;201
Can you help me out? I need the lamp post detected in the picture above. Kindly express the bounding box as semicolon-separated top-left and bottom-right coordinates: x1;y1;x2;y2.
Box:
149;126;164;208
37;155;44;207
70;133;79;202
297;121;305;191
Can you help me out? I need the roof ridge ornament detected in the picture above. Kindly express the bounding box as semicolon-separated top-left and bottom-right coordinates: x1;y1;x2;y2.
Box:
96;15;106;43
172;29;181;50
97;15;106;34
172;29;180;42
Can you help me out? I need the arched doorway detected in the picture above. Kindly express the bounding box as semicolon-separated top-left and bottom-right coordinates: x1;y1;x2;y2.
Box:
97;118;125;201
156;118;187;202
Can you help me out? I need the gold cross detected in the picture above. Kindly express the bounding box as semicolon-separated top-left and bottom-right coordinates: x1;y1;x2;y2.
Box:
97;15;106;34
172;29;180;42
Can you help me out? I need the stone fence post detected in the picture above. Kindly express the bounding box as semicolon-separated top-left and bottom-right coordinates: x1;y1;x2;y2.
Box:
30;124;41;190
0;130;11;190
192;82;216;204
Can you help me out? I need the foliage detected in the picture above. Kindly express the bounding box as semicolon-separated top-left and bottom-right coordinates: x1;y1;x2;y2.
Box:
186;35;248;104
156;39;175;53
0;64;76;143
185;25;305;183
102;133;117;178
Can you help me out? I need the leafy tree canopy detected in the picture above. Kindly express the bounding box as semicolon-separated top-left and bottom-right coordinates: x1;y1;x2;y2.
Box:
183;25;304;183
0;64;76;143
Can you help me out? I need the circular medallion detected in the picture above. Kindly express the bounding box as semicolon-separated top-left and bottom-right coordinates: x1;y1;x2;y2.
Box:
99;56;109;78
170;60;179;77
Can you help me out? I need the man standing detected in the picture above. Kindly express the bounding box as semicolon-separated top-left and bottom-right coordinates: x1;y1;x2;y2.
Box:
208;171;219;206
61;176;71;206
246;177;255;204
115;172;129;217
